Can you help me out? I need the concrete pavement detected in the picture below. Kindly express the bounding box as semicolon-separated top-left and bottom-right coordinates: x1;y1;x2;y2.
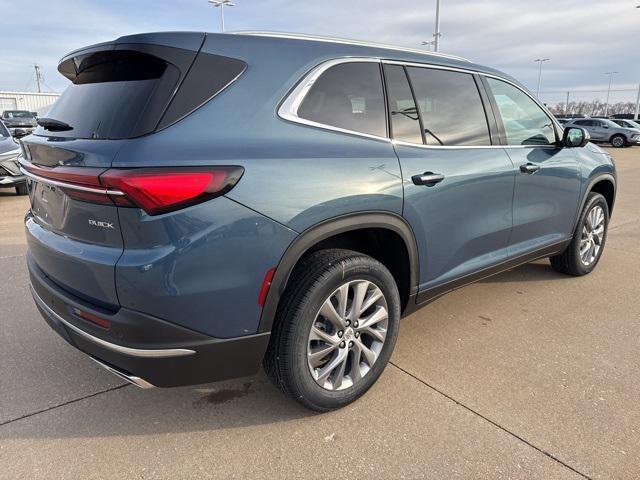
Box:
1;148;638;479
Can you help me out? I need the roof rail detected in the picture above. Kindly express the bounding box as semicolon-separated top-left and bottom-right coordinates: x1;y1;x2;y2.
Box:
233;31;470;63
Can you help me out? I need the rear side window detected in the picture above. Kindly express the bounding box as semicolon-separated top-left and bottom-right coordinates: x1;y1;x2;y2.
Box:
485;77;556;145
574;120;592;126
384;64;423;144
407;67;491;146
41;49;246;140
298;62;386;138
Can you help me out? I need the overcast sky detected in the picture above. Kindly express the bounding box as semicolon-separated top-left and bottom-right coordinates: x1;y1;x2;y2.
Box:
0;0;638;104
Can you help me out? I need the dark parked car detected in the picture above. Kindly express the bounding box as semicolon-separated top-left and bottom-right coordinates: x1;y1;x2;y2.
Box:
1;110;37;137
21;32;616;411
0;120;26;194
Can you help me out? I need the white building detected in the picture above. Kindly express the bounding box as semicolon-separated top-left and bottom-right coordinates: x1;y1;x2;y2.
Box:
0;91;60;116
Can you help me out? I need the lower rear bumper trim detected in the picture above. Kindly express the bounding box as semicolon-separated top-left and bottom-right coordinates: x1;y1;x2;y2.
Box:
31;285;195;358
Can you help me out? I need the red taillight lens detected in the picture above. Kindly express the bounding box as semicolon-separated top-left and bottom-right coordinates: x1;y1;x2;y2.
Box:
100;167;243;215
20;159;243;215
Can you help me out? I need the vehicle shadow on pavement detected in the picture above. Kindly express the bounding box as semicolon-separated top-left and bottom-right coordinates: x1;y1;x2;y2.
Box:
0;372;316;439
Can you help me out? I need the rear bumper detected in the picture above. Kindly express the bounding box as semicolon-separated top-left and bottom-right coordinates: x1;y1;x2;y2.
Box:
28;253;270;387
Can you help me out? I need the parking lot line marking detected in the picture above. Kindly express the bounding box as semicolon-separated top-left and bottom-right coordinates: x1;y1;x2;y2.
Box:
0;384;129;428
388;361;593;480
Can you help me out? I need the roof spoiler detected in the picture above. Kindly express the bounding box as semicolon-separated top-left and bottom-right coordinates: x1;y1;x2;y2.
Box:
58;32;206;81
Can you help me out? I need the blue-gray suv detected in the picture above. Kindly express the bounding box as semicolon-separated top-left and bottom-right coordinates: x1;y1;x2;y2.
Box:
21;32;616;411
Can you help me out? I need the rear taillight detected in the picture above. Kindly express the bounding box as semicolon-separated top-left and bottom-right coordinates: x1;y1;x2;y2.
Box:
100;167;243;215
20;160;243;215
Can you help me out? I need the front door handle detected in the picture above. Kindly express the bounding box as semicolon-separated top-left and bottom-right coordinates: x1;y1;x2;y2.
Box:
412;172;445;186
520;163;540;174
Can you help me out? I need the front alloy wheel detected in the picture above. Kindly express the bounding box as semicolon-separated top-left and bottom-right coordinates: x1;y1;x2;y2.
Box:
579;205;605;267
307;280;388;391
550;192;609;276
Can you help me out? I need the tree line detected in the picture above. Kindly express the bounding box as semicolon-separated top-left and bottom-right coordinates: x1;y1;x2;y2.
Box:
548;100;638;117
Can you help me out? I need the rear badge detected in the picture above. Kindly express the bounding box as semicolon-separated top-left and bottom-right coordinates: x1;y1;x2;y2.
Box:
88;219;115;229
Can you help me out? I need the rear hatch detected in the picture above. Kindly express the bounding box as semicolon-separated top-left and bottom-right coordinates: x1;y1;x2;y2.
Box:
22;32;246;309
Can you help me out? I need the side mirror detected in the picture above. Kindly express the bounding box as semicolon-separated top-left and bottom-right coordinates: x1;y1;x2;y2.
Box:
563;127;589;148
12;129;27;139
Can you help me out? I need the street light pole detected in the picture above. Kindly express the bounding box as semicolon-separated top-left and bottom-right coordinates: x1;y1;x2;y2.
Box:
604;71;618;117
208;0;235;33
534;58;549;99
421;40;436;51
433;0;442;52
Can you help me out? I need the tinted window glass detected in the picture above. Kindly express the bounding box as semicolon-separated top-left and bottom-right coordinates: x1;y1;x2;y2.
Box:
298;62;386;138
384;64;422;144
486;78;556;145
407;67;490;146
574;120;592;126
0;121;8;137
41;49;246;140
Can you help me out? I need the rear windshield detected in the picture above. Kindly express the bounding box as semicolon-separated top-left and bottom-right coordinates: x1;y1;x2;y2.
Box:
40;50;173;139
39;48;246;140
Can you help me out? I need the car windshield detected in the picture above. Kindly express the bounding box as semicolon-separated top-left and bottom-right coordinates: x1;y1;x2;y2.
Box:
3;111;36;119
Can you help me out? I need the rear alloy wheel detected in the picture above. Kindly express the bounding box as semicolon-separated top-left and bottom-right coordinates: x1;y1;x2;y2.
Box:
264;249;400;411
610;134;626;148
307;279;389;391
550;192;609;276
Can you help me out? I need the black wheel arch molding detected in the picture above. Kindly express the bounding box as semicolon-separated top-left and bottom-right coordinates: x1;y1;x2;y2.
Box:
258;211;420;333
573;173;616;231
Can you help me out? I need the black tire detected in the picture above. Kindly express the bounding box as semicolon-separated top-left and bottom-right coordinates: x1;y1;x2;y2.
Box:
15;183;28;195
550;192;609;276
610;134;626;148
264;248;401;412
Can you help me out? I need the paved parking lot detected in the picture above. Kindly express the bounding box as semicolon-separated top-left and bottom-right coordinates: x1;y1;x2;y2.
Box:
1;148;638;479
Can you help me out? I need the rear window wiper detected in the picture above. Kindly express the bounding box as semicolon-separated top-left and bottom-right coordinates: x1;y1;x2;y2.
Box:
37;118;73;132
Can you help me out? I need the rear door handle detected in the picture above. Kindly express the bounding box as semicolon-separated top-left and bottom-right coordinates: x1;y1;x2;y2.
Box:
412;172;445;186
519;163;540;174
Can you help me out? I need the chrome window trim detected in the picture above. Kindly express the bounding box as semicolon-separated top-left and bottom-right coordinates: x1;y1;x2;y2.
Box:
31;286;196;358
20;167;126;196
278;57;563;150
278;57;391;143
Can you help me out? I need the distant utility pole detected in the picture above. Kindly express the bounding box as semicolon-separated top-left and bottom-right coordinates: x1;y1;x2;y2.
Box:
208;0;235;33
534;58;549;99
634;83;640;120
565;91;570;116
34;64;42;93
433;0;442;52
604;71;618;117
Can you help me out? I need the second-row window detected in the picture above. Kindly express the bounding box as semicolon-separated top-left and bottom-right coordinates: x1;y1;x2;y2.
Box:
296;61;556;147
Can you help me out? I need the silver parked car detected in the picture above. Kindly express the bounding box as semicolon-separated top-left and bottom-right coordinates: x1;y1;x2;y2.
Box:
611;118;640;130
566;118;640;147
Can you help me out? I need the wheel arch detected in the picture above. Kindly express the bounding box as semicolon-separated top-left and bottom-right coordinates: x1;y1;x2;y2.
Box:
609;133;627;146
258;211;420;333
574;173;616;230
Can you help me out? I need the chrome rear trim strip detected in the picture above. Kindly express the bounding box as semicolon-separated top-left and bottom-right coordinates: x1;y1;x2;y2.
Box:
20;167;125;196
89;357;155;389
31;286;196;358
